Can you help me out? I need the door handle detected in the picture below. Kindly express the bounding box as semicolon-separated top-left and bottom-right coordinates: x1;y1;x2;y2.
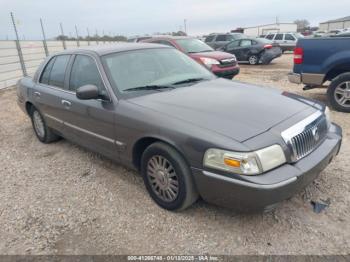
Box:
61;100;72;109
34;91;41;98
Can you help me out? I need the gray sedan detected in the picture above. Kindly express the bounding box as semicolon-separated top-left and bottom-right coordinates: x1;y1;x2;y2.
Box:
17;43;342;211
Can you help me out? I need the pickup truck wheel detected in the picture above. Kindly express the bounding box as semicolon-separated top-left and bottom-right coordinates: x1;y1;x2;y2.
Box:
30;107;60;143
328;73;350;112
248;55;259;65
141;142;198;211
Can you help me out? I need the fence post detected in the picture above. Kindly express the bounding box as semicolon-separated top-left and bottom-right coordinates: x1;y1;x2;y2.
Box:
40;18;49;56
87;28;90;46
60;23;66;50
75;25;80;47
10;12;27;76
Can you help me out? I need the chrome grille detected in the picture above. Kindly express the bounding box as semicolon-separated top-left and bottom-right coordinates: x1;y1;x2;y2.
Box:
219;58;237;68
281;111;328;162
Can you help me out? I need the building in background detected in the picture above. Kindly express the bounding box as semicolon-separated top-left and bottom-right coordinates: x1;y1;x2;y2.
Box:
243;23;297;37
319;16;350;32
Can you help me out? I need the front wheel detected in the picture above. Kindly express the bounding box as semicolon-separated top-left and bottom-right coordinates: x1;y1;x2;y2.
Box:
327;73;350;113
248;55;259;65
141;142;198;211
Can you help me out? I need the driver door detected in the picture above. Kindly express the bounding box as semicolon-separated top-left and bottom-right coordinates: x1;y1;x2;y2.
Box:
61;54;118;159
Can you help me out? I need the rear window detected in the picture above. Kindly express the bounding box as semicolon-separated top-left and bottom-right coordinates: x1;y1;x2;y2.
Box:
285;34;296;41
48;55;70;88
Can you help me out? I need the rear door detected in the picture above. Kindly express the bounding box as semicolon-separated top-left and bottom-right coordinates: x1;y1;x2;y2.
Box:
61;54;117;159
33;55;71;132
214;34;230;49
284;33;297;49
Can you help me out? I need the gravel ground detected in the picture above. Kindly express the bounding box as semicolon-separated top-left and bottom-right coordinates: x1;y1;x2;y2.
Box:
0;54;349;255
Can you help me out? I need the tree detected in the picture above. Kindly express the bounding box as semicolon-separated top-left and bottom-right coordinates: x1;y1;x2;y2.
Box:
294;19;310;32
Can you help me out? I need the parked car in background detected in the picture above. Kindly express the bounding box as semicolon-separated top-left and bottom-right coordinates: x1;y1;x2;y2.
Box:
17;44;342;212
330;32;350;37
127;36;152;42
205;33;244;49
288;37;350;112
264;32;304;52
219;38;282;65
143;36;239;79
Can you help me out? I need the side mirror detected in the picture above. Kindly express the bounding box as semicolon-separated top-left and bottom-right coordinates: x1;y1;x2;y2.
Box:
76;85;99;100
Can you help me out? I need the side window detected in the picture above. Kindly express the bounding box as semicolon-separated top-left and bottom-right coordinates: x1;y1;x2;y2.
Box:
274;34;283;40
39;57;56;85
226;40;240;50
240;40;252;47
216;35;227;41
266;34;274;40
48;55;70;88
205;35;215;42
69;55;104;92
285;34;296;41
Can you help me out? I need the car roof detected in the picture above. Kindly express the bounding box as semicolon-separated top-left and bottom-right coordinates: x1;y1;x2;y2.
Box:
53;42;170;56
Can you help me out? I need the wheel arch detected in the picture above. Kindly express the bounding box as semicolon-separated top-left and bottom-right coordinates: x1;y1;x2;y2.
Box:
132;136;189;171
25;101;34;116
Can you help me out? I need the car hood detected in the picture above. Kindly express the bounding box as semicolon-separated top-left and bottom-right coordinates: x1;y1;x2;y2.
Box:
128;78;313;142
190;51;235;60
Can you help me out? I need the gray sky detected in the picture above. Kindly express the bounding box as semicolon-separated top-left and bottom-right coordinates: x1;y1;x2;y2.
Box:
0;0;349;40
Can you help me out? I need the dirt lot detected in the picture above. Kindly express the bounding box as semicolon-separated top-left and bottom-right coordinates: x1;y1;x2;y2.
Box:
0;54;349;255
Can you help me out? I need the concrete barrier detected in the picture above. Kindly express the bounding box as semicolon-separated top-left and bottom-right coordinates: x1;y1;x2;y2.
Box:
0;40;117;89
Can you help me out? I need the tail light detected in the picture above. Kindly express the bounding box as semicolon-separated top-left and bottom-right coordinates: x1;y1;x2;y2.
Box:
264;44;273;49
294;47;303;64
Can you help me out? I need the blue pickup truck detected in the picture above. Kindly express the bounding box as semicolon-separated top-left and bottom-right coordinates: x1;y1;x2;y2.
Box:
288;37;350;112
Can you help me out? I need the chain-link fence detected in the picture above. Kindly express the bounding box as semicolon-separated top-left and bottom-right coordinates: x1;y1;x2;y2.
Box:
0;12;124;89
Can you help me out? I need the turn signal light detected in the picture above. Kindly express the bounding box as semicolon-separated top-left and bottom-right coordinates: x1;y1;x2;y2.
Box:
224;158;241;168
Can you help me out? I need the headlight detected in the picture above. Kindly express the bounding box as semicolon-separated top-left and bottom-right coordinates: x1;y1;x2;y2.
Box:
203;145;286;176
325;106;331;128
199;57;220;68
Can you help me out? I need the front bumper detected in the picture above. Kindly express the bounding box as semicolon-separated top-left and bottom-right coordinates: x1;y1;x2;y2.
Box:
191;123;342;211
212;65;240;79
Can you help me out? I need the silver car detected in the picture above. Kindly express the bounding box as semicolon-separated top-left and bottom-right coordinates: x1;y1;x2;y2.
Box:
265;32;304;52
17;43;342;212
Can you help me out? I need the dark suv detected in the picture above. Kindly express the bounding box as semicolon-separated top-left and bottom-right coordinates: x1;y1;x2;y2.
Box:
205;33;244;50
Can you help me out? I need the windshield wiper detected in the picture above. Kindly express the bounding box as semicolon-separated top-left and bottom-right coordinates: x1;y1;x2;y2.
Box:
123;85;174;92
172;78;207;85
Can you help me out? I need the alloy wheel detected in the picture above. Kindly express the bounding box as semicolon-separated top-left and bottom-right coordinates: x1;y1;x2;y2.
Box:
146;155;179;202
334;81;350;108
33;111;45;138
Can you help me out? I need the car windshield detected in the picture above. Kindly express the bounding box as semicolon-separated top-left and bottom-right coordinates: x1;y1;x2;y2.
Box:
101;48;215;94
175;38;214;53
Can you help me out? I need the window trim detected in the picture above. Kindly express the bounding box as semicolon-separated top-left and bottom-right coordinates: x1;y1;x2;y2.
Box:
38;54;71;90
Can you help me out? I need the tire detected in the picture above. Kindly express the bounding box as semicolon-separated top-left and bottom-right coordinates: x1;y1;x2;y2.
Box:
30;107;60;143
141;142;198;211
248;55;259;65
327;73;350;113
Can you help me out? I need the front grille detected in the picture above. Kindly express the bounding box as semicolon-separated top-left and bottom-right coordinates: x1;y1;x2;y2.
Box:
219;58;237;68
282;112;328;162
